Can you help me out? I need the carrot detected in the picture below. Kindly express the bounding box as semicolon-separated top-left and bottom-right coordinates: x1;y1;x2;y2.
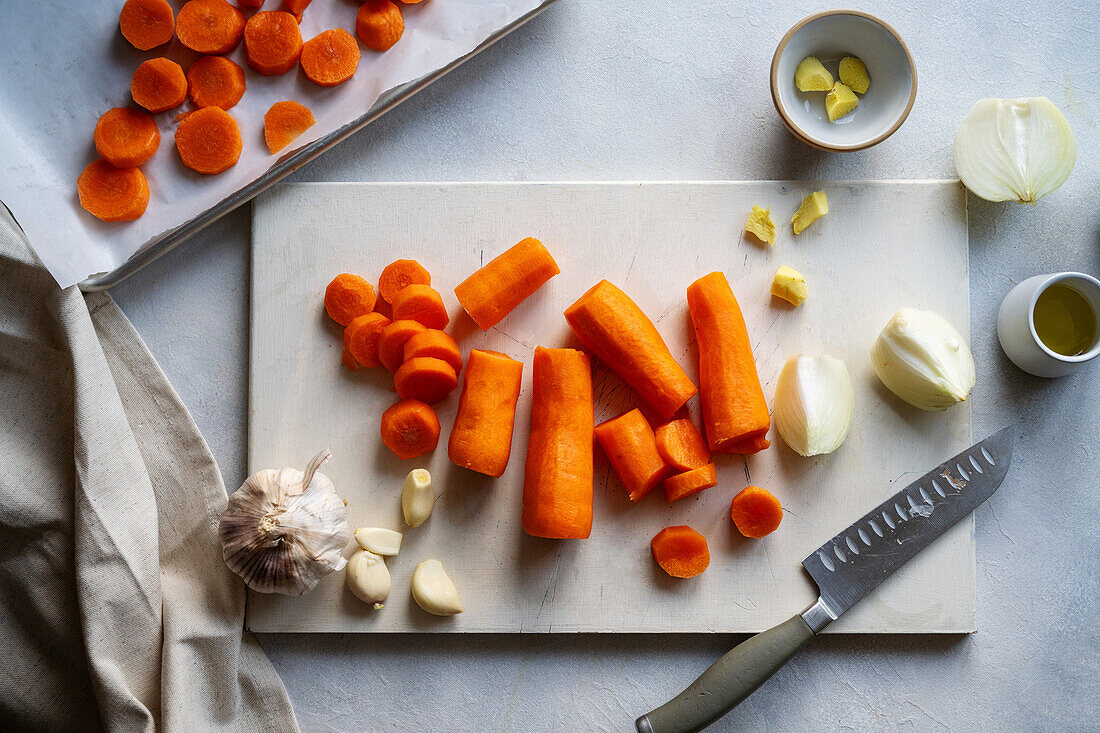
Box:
120;0;176;50
454;237;560;330
264;101;315;153
726;434;771;455
594;408;670;502
77;159;150;223
237;0;264;7
394;357;458;404
378;259;431;305
662;463;718;502
655;418;709;471
344;312;391;368
94;108;160;168
174;107;242;174
686;272;770;453
341;347;360;372
522;347;594;539
187;56;246;109
377;319;427;372
380;399;440;459
651;525;710;578
391;284;449;329
283;0;312;14
300;29;360;87
244;11;303;75
176;0;246;54
130;58;187;113
403;329;462;374
730;486;783;538
356;0;404;52
564;279;697;420
448;349;524;477
324;273;377;326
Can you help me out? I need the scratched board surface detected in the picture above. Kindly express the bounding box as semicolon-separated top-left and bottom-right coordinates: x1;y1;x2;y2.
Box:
247;181;972;633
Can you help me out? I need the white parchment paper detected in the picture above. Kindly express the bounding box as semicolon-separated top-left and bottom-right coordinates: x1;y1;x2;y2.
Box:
0;0;544;288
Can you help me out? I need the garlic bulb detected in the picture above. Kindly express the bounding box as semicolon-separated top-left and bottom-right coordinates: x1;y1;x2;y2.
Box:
871;308;976;411
953;97;1076;204
773;354;854;457
219;449;351;595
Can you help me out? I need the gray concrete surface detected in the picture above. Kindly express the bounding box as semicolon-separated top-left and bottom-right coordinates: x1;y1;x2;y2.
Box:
111;1;1100;730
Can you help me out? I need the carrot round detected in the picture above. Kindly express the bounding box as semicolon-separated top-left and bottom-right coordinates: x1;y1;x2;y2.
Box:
176;0;245;54
300;28;360;87
77;160;150;223
324;273;377;326
284;0;313;16
130;58;187;113
655;418;709;472
380;399;440;460
341;347;360;372
686;272;770;453
264;101;315;153
237;0;264;6
651;525;710;578
356;0;404;52
94;108;160;168
454;237;560;330
377;319;427;373
244;11;303;75
522;347;594;539
395;357;458;404
594;408;670;502
663;463;718;502
391;284;449;329
378;259;431;305
564;279;696;420
120;0;176;50
730;486;783;538
726;434;771;455
174;107;242;174
403;329;462;374
187;55;246;109
344;312;391;368
448;349;524;477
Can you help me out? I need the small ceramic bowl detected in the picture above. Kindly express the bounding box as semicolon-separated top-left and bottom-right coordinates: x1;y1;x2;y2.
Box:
997;272;1100;378
771;10;917;151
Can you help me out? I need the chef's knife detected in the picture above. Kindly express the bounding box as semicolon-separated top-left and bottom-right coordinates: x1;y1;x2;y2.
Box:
636;426;1016;733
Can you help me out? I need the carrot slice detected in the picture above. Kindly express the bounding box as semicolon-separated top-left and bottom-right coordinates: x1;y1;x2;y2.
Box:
594;408;670;502
356;0;404;52
77;160;150;223
174;107;242;174
651;525;710;578
244;11;303;75
378;259;431;305
377;319;427;373
686;272;770;452
391;284;448;329
655;418;709;471
187;55;246;109
448;349;524;477
403;329;462;374
120;0;176;50
94;108;160;168
130;58;187;113
283;0;312;14
176;0;246;54
662;463;718;502
324;273;377;326
564;279;697;420
454;237;560;330
300;28;360;87
264;101;315;153
522;347;594;539
341;347;360;372
726;434;771;455
237;0;264;6
380;399;440;459
730;486;783;538
394;357;458;404
344;312;391;368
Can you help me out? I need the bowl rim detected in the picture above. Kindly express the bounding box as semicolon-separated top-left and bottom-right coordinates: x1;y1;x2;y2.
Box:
770;9;918;152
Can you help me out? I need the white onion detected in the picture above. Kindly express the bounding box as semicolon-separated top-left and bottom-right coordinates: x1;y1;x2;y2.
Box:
773;354;854;457
871;308;975;411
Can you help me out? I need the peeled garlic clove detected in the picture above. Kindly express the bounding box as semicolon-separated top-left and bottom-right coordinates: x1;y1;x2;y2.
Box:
346;550;390;609
401;469;434;528
411;559;463;616
774;354;854;457
354;527;403;556
953;97;1076;204
871;307;976;411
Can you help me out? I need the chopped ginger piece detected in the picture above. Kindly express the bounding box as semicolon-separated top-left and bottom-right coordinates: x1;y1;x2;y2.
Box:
771;266;808;306
791;191;828;234
744;205;776;246
838;56;870;94
825;82;859;121
794;56;833;92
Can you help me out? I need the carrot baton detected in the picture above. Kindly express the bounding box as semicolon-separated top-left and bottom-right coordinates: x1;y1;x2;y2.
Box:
448;349;524;478
521;347;594;539
454;237;560;330
594;408;670;502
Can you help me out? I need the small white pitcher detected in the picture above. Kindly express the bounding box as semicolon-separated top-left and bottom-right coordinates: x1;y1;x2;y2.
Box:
997;272;1100;377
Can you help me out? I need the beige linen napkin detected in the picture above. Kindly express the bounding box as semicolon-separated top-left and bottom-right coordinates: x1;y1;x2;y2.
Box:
0;205;298;733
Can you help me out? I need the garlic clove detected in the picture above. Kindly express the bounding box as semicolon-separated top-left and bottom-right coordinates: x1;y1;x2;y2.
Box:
401;469;434;528
353;527;403;556
411;559;463;616
871;307;976;411
773;354;854;457
346;549;391;609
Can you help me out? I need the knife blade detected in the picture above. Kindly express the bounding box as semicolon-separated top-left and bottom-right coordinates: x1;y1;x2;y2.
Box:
636;426;1016;733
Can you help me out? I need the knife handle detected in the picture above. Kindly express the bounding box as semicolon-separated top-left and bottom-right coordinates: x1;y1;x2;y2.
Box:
635;614;814;733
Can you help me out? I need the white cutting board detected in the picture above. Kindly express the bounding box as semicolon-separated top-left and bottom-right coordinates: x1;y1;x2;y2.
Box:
247;181;972;634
